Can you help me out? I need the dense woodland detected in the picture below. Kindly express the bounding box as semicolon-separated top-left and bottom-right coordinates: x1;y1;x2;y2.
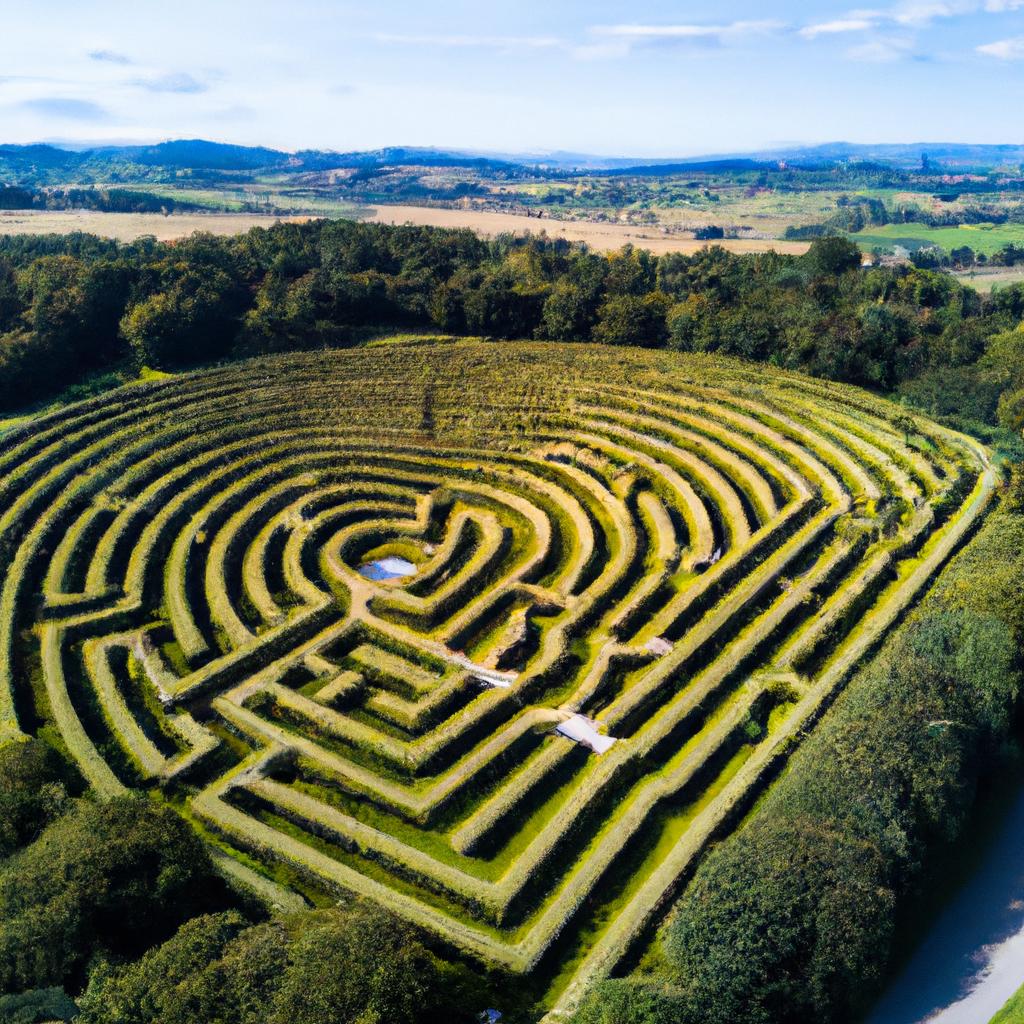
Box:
0;185;202;214
1;220;1024;446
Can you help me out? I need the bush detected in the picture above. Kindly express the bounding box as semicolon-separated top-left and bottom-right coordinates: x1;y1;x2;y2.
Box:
77;912;286;1024
570;979;683;1024
0;987;78;1023
78;902;487;1024
268;904;483;1024
0;739;71;858
0;797;220;992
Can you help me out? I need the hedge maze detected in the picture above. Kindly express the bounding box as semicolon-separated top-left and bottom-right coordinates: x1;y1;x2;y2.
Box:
0;342;996;1013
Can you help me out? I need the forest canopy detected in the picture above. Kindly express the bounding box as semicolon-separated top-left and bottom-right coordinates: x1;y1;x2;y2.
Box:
0;222;1022;443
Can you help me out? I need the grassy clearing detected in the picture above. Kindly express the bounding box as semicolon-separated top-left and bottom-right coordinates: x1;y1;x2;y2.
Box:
954;266;1024;293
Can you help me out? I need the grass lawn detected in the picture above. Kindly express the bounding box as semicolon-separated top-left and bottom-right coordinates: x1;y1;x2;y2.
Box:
991;981;1024;1023
850;222;1024;255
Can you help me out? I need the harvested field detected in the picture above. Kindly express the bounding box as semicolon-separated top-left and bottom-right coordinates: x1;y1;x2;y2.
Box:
0;341;993;1013
0;205;809;255
0;208;317;242
360;204;812;255
953;266;1024;293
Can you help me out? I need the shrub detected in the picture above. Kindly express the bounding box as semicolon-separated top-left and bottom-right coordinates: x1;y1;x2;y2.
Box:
0;797;220;992
0;739;71;857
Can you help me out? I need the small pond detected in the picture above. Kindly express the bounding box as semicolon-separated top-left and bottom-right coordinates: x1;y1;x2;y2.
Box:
358;556;417;581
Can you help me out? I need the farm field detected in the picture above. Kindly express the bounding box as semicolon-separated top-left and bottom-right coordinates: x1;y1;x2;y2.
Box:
850;220;1024;255
0;205;812;255
0;340;994;1015
0;209;317;242
361;204;812;254
953;265;1024;292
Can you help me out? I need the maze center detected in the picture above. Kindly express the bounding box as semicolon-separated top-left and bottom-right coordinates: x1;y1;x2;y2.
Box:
0;342;995;1013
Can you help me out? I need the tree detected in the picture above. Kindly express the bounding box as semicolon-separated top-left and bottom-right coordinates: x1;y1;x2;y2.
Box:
982;326;1024;392
949;245;976;269
120;269;243;369
77;912;287;1024
892;412;917;444
0;987;78;1023
237;271;319;354
603;246;657;297
77;902;488;1024
268;904;482;1024
593;293;669;347
570;979;683;1024
541;279;599;341
0;797;219;993
0;739;70;858
997;388;1024;433
0;260;20;332
804;236;862;277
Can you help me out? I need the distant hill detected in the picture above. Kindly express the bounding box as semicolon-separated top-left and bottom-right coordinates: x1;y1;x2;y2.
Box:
0;139;525;182
0;137;1022;185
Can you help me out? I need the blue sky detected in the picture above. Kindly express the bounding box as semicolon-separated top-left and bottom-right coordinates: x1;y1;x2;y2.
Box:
3;0;1024;155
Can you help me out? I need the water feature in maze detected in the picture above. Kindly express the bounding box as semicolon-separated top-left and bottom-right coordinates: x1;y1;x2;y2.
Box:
358;555;418;581
0;343;997;1015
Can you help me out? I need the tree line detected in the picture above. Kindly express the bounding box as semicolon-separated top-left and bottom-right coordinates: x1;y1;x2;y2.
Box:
0;185;200;215
786;193;1024;240
1;221;1023;442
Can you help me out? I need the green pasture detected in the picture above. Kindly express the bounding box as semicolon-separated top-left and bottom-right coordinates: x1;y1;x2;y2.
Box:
850;221;1024;255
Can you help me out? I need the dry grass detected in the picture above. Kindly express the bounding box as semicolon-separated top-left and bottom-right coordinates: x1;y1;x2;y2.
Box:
361;204;812;255
953;266;1024;293
0;209;316;242
0;205;812;255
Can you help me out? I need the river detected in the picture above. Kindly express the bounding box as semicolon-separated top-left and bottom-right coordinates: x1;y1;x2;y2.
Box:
866;762;1024;1024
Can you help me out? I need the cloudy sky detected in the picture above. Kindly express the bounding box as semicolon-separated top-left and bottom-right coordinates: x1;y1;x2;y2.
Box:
2;0;1024;156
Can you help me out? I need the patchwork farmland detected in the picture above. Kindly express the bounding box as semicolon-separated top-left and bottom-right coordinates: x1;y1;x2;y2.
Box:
0;341;995;1014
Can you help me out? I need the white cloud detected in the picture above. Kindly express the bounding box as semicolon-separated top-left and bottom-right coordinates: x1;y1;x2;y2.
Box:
800;18;878;38
977;34;1024;55
88;49;133;65
132;71;207;94
847;35;917;59
891;2;969;25
590;20;785;43
375;33;560;50
802;0;1024;40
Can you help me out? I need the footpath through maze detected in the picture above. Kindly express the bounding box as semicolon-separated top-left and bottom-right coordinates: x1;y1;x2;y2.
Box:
0;342;997;1012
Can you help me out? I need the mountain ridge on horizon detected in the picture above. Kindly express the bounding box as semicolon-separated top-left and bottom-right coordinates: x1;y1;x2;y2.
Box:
3;137;1024;177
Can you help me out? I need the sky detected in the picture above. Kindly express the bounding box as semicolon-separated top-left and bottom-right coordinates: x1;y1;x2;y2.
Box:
2;0;1024;156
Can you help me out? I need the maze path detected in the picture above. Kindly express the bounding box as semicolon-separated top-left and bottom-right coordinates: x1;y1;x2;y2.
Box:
0;344;995;1013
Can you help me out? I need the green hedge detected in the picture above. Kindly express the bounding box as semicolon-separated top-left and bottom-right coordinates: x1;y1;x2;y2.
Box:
572;496;1024;1024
